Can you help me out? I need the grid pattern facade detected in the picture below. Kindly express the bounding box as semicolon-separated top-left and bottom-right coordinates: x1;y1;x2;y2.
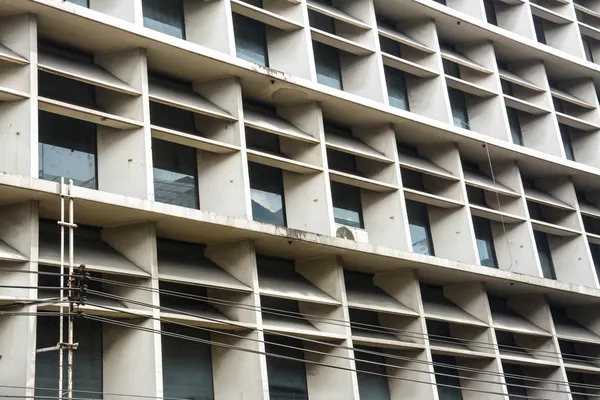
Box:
1;0;600;399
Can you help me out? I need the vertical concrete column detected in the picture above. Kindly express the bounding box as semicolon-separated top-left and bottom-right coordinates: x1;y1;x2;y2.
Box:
464;41;512;142
508;295;570;400
495;1;537;39
194;77;251;218
0;13;37;177
481;162;541;276
336;0;386;102
90;0;141;23
403;19;453;123
561;79;600;168
536;177;597;287
184;0;236;55
95;48;153;200
296;256;360;400
277;102;334;235
206;240;270;400
444;283;506;400
0;201;39;399
354;124;411;251
101;222;162;399
375;269;437;400
265;0;314;80
420;144;479;264
445;0;486;20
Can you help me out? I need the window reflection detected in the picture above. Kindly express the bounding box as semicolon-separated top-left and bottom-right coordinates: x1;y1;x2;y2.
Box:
143;0;186;39
331;182;363;228
249;162;286;226
406;200;434;255
152;138;199;209
313;42;343;90
233;14;269;66
38;112;97;189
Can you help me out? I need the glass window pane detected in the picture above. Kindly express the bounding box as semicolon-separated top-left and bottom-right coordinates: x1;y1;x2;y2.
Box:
472;216;498;268
589;243;600;284
533;230;556;279
582;35;594;63
35;316;103;399
502;363;529;400
309;10;335;33
401;168;425;191
162;324;214;400
406;200;434;256
150;101;197;134
143;0;185;39
443;59;460;78
234;14;269;66
313;41;343;90
385;66;410;111
327;148;357;174
331;181;364;228
67;0;89;6
152;138;199;209
507;107;523;146
432;355;463;400
355;346;392;400
246;127;281;154
379;36;401;57
448;88;469;129
533;17;546;44
39;71;96;108
560;125;575;161
249;162;286;226
265;335;309;400
466;185;487;207
483;0;498;25
38;111;97;189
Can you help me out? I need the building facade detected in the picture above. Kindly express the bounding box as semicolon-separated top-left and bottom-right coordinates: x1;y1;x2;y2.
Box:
1;0;600;398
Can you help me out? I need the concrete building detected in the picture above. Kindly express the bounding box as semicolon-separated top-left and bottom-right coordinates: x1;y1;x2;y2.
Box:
1;0;600;398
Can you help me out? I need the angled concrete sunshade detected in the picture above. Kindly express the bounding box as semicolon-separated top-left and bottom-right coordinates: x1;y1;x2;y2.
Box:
498;68;544;92
381;54;438;79
555;112;600;132
310;29;375;56
440;46;493;75
329;170;399;192
243;107;317;143
489;300;550;337
398;151;457;181
463;169;518;197
403;189;464;209
231;0;303;31
151;125;240;154
149;81;235;121
325;132;392;163
550;87;595;109
0;41;28;65
503;95;550;115
0;239;27;262
246;150;323;174
421;287;487;327
524;186;574;211
306;0;371;30
345;275;417;317
445;76;496;98
38;49;139;96
530;3;572;25
257;264;339;305
378;26;434;54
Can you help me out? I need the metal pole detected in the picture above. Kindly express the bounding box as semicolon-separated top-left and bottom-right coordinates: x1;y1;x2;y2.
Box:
67;179;74;400
58;177;65;400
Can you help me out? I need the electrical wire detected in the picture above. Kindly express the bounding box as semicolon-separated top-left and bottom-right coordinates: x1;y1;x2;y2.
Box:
82;313;550;400
0;384;193;400
3;266;594;364
82;298;600;397
83;290;600;394
3;269;600;392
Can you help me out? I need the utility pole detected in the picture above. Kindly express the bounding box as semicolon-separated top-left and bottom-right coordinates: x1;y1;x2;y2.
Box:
36;178;79;400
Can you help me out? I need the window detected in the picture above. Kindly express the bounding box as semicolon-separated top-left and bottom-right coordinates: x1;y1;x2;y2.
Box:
466;185;487;207
448;88;469;129
502;363;529;400
246;127;282;155
355;346;392;400
142;0;185;39
567;371;591;400
152;138;199;209
35;316;103;399
384;66;410;111
313;41;343;90
433;0;447;4
406;200;435;256
527;201;543;221
249;162;286;226
582;35;595;63
507;107;524;146
483;0;498;26
150;101;197;134
560;125;575;161
380;36;401;57
472;216;498;268
533;16;546;45
309;9;335;34
66;0;89;6
582;215;600;235
432;355;463;400
233;14;269;66
265;335;309;400
39;70;96;108
331;181;364;228
327;148;358;174
533;230;557;279
589;242;600;284
39;111;98;189
162;324;214;400
442;59;460;78
401;168;425;192
501;80;513;96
